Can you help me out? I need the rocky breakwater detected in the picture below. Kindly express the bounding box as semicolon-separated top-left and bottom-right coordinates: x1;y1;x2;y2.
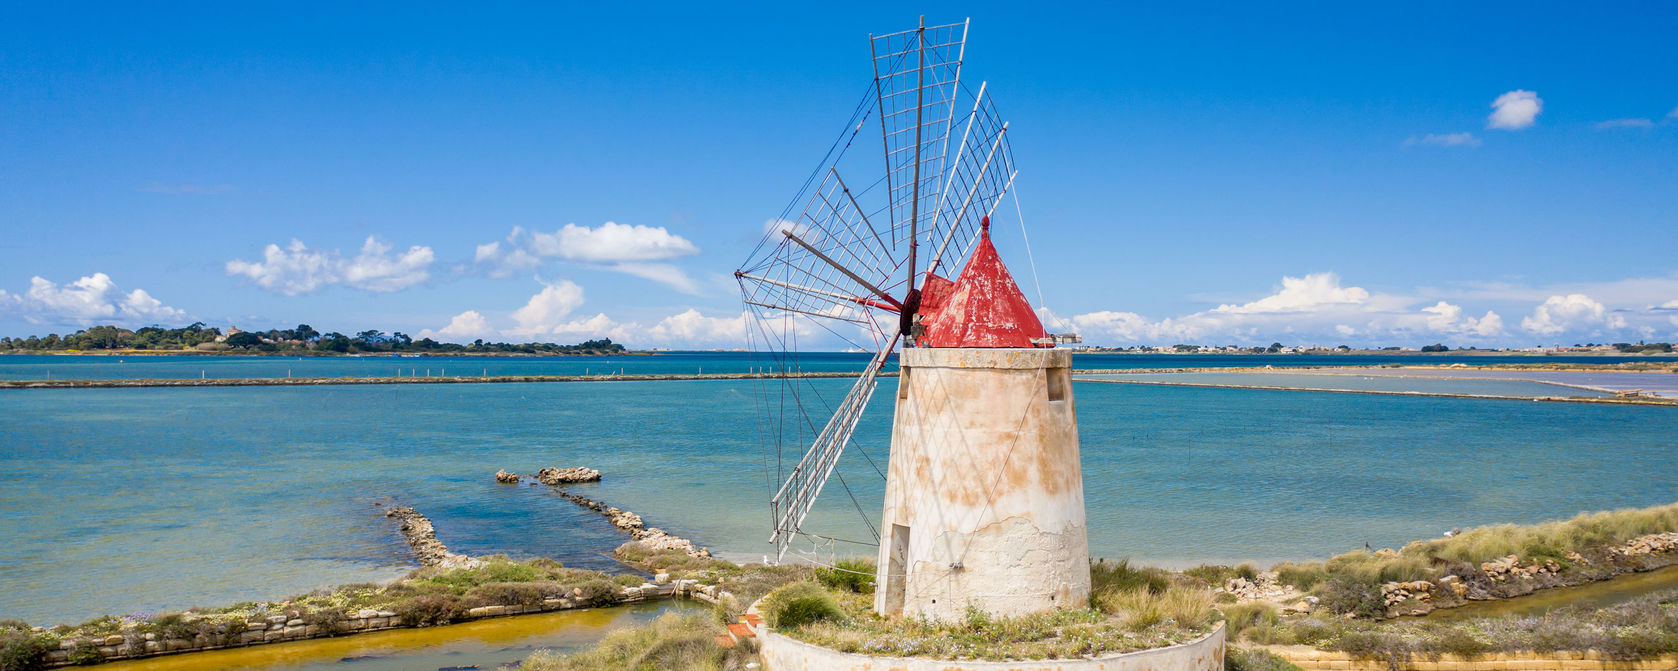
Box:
516;466;712;560
1378;531;1678;617
535;466;601;484
383;506;484;570
546;487;713;559
1221;572;1316;614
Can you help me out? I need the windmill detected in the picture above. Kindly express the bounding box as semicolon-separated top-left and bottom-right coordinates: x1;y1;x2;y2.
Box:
736;17;1085;620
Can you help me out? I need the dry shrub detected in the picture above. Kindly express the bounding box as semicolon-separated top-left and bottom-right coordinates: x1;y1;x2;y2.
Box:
1096;585;1214;630
394;593;464;626
518;611;733;671
761;582;842;629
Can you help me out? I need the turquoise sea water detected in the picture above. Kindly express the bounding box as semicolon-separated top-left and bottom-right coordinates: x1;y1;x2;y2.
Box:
1079;372;1619;398
2;351;1672;380
3;354;1677;626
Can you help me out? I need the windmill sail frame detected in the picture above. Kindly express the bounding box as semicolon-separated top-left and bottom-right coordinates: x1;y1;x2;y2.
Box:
738;18;1022;561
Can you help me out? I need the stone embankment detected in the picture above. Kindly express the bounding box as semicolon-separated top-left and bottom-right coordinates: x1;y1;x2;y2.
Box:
1377;531;1678;617
542;483;713;558
0;370;889;390
35;579;735;668
381;506;484;570
33;500;737;668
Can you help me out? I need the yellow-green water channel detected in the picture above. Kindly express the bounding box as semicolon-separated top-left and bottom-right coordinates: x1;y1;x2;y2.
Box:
1424;565;1678;621
94;600;692;671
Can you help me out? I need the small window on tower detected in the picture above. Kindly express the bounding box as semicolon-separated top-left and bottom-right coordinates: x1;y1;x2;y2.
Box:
1047;368;1067;403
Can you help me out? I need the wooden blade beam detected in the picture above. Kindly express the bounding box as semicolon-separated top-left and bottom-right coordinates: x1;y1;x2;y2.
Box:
782;230;903;310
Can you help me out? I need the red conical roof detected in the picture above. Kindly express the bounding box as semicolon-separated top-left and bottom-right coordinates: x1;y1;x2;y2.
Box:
916;217;1048;348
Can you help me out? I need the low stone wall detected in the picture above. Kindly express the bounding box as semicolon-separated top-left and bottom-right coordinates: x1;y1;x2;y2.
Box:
1259;645;1678;670
1377;532;1678;618
752;609;1225;671
39;579;732;668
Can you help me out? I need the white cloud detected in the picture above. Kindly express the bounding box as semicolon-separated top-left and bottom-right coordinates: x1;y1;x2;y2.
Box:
1595;118;1655;129
1488;90;1542;130
415;278;747;347
1405;132;1482;147
342;238;435;292
2;273;187;326
1669;105;1678;120
644;309;749;345
1068;310;1158;342
607;263;701;294
528;222;699;263
226;237;434;295
1420;301;1504;337
418;310;494;341
474;233;542;279
1657;299;1678;311
1057;273;1651;347
506;281;588;337
1520;294;1614;335
1212;273;1370;314
475;222;701;292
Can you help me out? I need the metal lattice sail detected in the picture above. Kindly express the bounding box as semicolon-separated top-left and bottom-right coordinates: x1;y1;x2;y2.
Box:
737;17;1022;561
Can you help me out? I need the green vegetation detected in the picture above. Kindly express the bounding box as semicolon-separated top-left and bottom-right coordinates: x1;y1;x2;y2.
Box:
769;558;1217;661
1182;563;1259;587
760;582;843;629
0;322;627;356
1;620;59;671
612;544;735;581
1228;589;1678;667
37;556;633;645
813;558;876;594
1614;342;1675;353
1268;502;1678;617
1224;646;1304;671
516;612;751;671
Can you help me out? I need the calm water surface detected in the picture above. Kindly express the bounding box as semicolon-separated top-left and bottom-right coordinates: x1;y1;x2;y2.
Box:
3;351;1672;381
3;356;1677;626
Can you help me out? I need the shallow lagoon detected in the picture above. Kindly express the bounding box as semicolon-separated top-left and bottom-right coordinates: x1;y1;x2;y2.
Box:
3;370;1677;625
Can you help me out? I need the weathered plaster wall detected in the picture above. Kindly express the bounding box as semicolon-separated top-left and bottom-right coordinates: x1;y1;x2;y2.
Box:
875;347;1090;620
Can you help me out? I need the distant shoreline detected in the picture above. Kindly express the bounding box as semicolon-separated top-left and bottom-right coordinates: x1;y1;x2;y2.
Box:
0;349;653;358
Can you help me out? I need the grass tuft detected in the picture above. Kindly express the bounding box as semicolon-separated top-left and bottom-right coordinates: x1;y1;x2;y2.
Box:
515;612;738;671
761;582;843;629
814;557;876;594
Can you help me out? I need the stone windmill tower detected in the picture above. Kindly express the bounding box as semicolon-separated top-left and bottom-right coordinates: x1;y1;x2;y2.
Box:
872;218;1087;619
737;18;1086;621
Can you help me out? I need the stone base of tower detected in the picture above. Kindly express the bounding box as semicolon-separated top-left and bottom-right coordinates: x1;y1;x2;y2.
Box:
874;347;1091;621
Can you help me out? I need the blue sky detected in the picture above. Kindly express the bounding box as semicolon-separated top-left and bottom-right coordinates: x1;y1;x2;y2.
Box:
2;2;1675;348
